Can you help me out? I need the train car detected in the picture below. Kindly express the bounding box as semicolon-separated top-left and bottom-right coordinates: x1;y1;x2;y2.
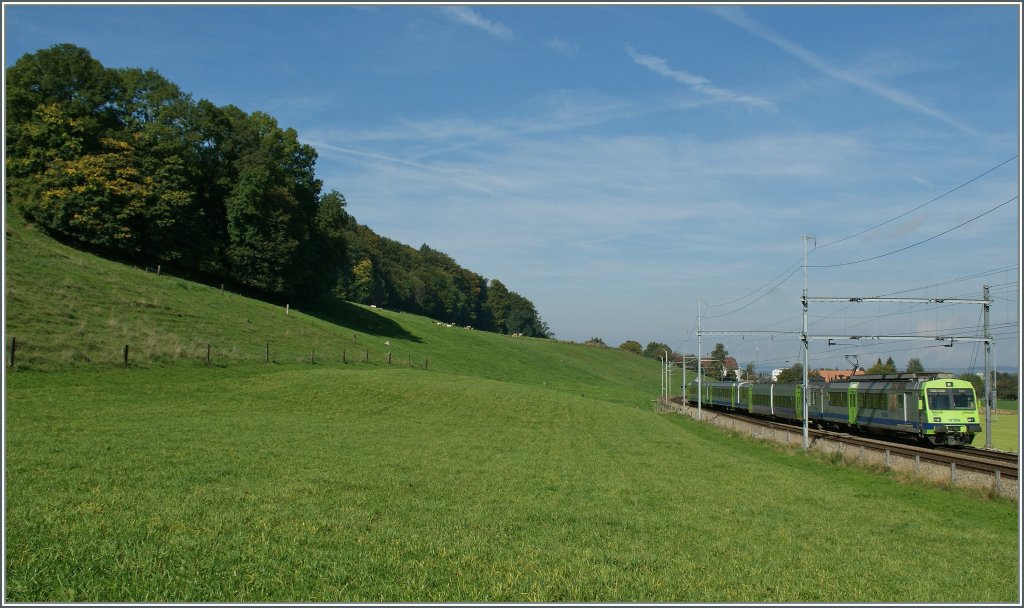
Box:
821;374;981;446
684;373;980;446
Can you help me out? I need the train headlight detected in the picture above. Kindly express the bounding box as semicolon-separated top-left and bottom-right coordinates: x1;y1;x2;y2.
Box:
933;417;941;422
968;417;976;423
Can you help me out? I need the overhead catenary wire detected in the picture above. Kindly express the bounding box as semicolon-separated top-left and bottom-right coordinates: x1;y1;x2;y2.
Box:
712;156;1015;309
700;238;1014;338
705;260;802;310
725;297;1017;371
809;196;1017;269
873;265;1018;297
815;155;1018;251
694;158;1017;373
702;264;803;319
808;281;1018;334
712;273;1016;337
702;205;1015;323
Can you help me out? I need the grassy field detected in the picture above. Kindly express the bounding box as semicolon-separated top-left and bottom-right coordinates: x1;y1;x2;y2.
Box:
5;365;1019;602
979;411;1019;452
997;399;1019;411
4;213;1021;602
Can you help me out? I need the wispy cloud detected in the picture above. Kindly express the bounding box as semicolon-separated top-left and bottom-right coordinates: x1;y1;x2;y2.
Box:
545;38;579;57
312;115;870;253
308;90;639;158
708;6;976;135
625;45;775;111
441;6;513;40
307;139;503;196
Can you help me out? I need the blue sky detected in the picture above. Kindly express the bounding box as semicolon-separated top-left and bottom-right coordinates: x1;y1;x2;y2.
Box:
4;2;1021;373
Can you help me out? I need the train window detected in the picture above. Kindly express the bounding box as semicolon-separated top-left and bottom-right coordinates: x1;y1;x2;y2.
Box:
951;389;975;410
927;389;952;410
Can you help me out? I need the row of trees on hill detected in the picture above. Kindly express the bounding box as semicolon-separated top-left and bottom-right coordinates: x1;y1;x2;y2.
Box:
338;224;550;336
614;339;688;361
5;44;551;337
616;340;739;379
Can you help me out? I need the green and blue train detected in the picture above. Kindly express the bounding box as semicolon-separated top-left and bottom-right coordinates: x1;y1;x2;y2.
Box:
685;372;981;446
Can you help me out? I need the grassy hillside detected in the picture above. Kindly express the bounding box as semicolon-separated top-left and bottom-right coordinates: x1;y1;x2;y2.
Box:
4;214;657;406
4;214;1020;602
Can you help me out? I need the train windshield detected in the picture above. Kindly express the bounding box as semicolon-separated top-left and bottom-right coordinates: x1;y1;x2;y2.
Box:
927;388;975;411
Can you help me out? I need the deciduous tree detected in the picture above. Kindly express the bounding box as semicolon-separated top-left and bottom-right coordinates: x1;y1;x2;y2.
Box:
906;357;925;374
618;340;644;355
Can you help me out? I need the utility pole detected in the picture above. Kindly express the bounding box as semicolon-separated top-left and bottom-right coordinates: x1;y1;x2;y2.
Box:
801;235;814;450
681;355;686;402
984;285;993;449
697;299;703;420
681;340;688;404
681;339;686;402
659;352;667;404
664;350;671;403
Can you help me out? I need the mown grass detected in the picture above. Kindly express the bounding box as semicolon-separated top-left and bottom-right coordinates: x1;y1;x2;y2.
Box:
5;366;1018;603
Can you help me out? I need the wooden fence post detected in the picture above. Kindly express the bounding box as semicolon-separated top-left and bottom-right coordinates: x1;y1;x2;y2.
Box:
123;345;129;367
387;351;391;364
343;349;347;364
8;336;15;368
206;344;211;365
266;343;270;363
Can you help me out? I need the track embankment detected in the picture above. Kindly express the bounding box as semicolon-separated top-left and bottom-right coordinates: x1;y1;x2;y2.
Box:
664;398;1018;500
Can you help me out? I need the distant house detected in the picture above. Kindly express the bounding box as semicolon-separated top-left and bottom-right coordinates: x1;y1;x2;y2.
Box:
700;356;737;370
770;368;864;382
816;369;866;382
700;356;738;378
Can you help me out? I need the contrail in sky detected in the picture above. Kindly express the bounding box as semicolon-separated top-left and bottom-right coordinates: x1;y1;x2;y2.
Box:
710;6;977;135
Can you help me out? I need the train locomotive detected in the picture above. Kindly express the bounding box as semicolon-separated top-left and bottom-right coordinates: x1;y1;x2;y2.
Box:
684;372;981;446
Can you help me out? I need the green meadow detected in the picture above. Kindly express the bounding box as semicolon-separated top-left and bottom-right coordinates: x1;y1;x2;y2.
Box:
980;412;1019;452
4;216;1020;602
997;399;1019;411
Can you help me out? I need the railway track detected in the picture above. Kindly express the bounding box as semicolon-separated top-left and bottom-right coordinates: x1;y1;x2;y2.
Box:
956;446;1019;466
670;398;1019;492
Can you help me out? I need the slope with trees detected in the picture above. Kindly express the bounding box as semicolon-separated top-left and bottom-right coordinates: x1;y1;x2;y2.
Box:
4;43;550;338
